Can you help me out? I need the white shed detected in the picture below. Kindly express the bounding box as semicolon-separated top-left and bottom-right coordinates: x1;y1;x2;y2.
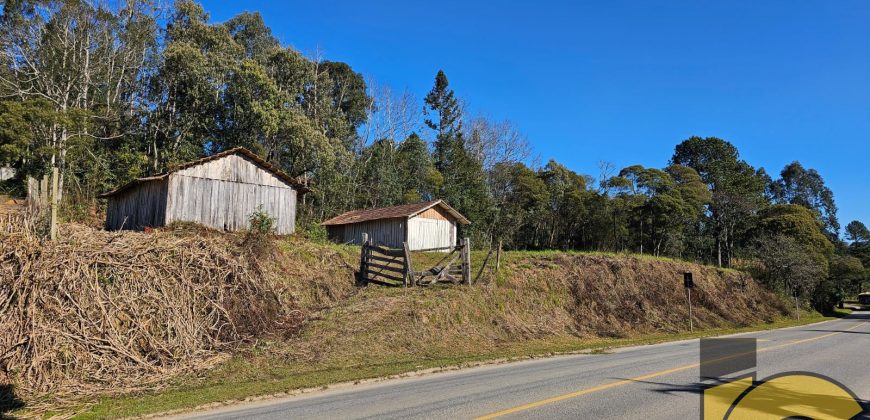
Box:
322;200;470;250
99;147;308;234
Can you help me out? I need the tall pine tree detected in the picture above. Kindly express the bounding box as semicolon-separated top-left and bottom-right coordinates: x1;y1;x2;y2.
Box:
424;70;462;171
423;70;493;243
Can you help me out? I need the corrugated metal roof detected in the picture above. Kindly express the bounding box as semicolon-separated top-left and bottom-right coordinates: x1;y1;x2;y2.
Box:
321;199;470;226
98;147;309;198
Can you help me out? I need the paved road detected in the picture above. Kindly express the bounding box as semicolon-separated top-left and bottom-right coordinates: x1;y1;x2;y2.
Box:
181;312;870;419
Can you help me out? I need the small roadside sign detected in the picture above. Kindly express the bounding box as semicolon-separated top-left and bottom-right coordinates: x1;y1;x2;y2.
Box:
684;272;694;289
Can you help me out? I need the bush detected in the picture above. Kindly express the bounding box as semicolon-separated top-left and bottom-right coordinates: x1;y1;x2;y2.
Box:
248;206;275;234
299;221;328;242
244;206;276;255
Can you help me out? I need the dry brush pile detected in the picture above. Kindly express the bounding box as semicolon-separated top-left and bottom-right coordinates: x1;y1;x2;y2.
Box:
0;223;303;405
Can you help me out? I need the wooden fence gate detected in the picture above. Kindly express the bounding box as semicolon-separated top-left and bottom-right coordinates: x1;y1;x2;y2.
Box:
358;233;471;287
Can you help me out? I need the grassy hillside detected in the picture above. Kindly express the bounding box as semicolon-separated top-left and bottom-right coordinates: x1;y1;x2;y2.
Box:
0;225;810;418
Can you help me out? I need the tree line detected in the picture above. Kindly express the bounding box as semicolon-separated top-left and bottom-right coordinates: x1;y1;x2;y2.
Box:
0;0;866;312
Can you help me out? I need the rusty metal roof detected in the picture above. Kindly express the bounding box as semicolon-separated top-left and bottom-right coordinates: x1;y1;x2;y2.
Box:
321;199;470;226
98;147;309;198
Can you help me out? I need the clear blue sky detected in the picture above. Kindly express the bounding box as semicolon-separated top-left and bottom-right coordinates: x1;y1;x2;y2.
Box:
200;0;869;233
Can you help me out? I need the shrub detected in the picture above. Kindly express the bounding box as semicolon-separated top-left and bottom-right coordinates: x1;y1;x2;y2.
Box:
248;206;275;234
299;221;328;242
243;206;276;256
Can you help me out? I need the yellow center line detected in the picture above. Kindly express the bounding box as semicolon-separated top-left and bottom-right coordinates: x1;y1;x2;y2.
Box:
474;319;868;420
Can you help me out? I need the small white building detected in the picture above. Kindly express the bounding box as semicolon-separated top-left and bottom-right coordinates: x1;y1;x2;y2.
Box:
0;165;15;181
322;200;470;250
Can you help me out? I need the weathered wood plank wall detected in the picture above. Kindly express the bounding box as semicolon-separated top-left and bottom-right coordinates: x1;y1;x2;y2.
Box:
105;153;298;234
105;180;168;231
328;218;406;248
174;154;288;187
166;174;296;234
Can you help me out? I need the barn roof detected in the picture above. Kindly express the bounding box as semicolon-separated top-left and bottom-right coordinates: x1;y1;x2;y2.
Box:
98;147;309;198
321;200;471;226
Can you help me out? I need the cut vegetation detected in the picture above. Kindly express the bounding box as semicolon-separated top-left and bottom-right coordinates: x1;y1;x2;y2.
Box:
0;223;821;418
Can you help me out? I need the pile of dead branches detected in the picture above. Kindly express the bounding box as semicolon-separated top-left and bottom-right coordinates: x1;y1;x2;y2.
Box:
0;224;303;404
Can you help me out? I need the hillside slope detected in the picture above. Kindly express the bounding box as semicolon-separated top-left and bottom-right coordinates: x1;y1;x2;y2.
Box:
0;225;792;415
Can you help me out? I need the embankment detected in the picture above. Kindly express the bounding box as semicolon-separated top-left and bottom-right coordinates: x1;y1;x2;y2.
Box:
0;225;792;415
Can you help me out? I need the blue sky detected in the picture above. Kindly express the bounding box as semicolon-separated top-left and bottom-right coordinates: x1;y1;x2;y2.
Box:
201;0;869;232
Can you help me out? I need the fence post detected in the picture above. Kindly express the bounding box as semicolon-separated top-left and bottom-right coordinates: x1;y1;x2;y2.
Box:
495;240;502;272
462;237;472;285
403;241;415;288
359;233;369;285
50;167;58;241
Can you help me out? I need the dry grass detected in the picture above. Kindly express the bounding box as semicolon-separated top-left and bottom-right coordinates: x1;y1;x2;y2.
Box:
0;223;302;414
1;224;795;418
282;252;790;368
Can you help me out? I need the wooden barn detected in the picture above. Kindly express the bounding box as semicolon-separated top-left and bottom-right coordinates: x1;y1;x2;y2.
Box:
322;200;470;250
99;147;307;234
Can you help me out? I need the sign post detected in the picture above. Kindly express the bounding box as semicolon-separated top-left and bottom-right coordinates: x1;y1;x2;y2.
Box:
684;272;695;332
793;286;801;321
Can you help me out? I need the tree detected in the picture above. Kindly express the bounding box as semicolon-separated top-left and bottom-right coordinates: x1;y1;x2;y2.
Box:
845;220;870;244
0;0;158;199
149;0;242;168
539;161;590;249
486;162;549;248
422;70;493;242
463;117;533;172
356;139;402;207
424;70;462;171
671;136;768;266
769;161;839;237
396;133;441;203
753;234;828;312
223;12;279;61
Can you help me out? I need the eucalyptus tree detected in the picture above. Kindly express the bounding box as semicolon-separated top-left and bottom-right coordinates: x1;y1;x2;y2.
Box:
769;161;839;237
0;0;158;197
671;136;768;266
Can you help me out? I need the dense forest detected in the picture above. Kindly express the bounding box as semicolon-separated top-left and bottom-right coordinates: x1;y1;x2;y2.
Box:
0;0;866;312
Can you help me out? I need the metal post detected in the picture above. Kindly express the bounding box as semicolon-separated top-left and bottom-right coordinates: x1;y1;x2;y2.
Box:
795;294;800;321
50;167;58;241
687;287;694;332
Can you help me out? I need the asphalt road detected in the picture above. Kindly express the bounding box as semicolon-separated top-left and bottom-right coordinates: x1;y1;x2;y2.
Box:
180;312;870;420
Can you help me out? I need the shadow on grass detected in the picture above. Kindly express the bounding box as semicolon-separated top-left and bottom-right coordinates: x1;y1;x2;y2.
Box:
0;384;25;419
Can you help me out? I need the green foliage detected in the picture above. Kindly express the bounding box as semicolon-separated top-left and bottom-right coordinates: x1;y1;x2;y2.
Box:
845;220;869;244
298;222;328;243
671;136;768;266
769;161;839;236
0;0;858;313
248;206;276;234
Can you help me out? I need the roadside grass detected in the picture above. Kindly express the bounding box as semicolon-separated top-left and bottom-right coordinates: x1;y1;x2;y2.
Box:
71;313;833;420
12;237;814;419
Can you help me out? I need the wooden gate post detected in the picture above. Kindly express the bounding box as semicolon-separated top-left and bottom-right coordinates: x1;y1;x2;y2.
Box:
403;241;415;287
359;233;369;285
462;237;472;285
